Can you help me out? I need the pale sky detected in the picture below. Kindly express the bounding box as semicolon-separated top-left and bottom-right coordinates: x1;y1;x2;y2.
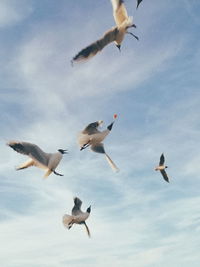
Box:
1;0;200;266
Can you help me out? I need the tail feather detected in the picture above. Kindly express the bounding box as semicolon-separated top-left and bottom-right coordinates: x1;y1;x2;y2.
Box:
62;214;74;229
105;154;119;172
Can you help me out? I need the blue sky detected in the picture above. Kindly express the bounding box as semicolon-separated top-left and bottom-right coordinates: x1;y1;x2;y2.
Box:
1;0;200;266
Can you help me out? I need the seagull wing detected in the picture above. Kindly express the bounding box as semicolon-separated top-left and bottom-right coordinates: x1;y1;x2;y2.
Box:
8;141;49;167
90;143;105;154
72;197;83;216
136;0;143;9
72;27;118;63
82;122;101;135
83;222;91;238
105;153;120;172
63;214;74;229
160;169;169;183
110;0;128;26
159;153;165;166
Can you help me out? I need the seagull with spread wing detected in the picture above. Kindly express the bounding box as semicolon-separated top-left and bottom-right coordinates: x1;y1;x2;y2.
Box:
63;197;91;237
155;153;170;183
78;114;119;172
7;141;67;178
71;0;138;64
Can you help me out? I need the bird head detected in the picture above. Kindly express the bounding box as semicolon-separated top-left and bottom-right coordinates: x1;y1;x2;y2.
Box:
58;149;68;154
165;166;168;168
87;206;91;213
98;120;103;127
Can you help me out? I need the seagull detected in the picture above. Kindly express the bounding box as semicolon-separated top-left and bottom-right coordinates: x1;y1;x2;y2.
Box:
136;0;143;9
7;141;67;178
155;153;170;183
78;114;119;172
63;197;91;237
71;0;138;64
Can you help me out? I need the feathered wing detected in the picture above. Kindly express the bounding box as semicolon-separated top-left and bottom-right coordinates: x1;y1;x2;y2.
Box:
110;0;128;26
63;214;74;229
136;0;143;9
7;141;49;168
72;197;82;216
82;122;101;135
72;27;118;63
83;222;91;238
159;153;165;166
160;169;169;183
105;153;119;172
16;159;35;170
90;143;106;154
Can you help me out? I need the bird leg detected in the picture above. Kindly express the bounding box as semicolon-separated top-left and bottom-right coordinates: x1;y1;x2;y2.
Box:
53;170;64;176
127;32;139;41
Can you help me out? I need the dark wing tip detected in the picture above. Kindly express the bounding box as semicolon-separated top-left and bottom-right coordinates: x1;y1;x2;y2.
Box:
159;153;165;165
74;197;82;207
7;142;24;153
160;170;169;183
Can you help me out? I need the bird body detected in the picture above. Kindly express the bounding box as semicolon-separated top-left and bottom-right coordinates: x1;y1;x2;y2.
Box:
155;153;170;183
7;141;67;178
78;117;119;172
63;197;91;237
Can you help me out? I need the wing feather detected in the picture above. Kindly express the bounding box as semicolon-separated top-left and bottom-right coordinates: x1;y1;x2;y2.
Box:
72;27;118;63
90;143;105;154
159;153;165;166
160;169;169;183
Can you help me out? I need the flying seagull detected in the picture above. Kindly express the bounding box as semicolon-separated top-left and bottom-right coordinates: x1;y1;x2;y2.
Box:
136;0;143;9
63;197;91;237
7;141;67;178
78;114;119;172
71;0;138;64
155;153;170;183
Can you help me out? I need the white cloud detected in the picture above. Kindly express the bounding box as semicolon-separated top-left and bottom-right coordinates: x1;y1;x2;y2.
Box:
0;0;33;28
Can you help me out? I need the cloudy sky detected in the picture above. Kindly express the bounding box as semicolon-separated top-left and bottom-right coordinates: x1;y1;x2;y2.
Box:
1;0;200;266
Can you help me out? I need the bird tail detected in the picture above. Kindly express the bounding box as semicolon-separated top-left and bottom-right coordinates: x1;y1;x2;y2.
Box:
105;153;119;172
43;169;52;178
83;222;91;238
62;214;74;229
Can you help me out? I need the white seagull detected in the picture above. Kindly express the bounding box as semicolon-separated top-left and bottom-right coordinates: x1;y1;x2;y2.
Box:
155;153;170;183
78;114;119;172
7;141;67;178
63;197;91;237
71;0;138;64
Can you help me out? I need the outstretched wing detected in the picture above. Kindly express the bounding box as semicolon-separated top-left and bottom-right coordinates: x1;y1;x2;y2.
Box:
159;153;165;166
72;27;118;63
82;122;100;135
160;169;169;183
136;0;143;9
90;143;105;154
110;0;128;26
7;141;49;167
72;197;83;216
83;222;91;238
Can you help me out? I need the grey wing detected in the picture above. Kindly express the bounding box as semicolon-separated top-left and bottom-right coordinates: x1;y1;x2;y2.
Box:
90;143;105;154
82;122;100;135
159;153;165;166
72;27;118;63
160;169;169;183
72;197;82;216
8;141;49;167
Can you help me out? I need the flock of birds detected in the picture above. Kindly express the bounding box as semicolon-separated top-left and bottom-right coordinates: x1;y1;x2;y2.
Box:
7;0;171;237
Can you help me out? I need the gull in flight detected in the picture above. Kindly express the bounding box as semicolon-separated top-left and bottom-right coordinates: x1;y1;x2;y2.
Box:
7;141;67;178
63;197;91;237
155;153;170;183
71;0;138;64
78;114;119;172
